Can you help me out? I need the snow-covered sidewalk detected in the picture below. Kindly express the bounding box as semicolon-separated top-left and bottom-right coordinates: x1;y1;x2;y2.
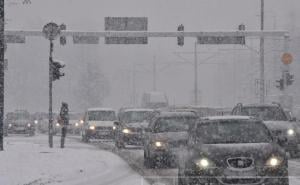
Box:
0;135;149;185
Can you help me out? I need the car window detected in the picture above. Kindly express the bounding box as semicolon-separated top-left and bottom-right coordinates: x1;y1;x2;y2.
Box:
88;111;116;121
153;116;196;133
195;120;272;144
240;107;288;121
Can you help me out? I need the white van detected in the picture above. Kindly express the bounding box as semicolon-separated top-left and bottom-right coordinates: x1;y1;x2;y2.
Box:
81;108;117;142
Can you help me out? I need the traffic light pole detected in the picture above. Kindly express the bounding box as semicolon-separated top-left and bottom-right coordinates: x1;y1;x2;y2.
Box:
194;41;198;105
259;0;265;104
49;40;53;148
0;0;4;151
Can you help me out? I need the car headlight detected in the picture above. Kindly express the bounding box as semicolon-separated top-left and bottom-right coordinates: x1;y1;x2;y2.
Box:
266;157;282;167
113;126;116;130
122;128;130;134
56;123;60;127
287;129;295;136
80;120;84;124
8;124;12;127
194;158;211;168
89;125;95;130
75;123;79;127
27;123;31;127
153;141;167;148
34;120;38;124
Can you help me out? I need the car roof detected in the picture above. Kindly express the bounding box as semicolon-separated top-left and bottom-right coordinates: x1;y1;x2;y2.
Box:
87;108;115;112
241;104;279;108
201;115;253;121
122;108;154;112
157;111;197;118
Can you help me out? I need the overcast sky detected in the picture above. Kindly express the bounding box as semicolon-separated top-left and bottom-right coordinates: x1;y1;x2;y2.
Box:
4;0;300;113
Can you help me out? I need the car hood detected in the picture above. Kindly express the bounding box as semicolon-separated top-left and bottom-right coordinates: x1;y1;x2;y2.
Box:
152;131;188;142
88;121;114;127
12;120;29;126
124;121;149;128
263;121;295;131
193;143;284;161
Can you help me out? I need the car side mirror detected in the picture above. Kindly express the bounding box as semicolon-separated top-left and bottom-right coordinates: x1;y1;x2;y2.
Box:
114;121;120;126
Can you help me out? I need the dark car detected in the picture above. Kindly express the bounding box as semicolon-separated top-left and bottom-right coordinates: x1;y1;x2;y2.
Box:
178;116;289;185
143;112;197;168
232;103;300;158
6;110;35;136
114;108;155;148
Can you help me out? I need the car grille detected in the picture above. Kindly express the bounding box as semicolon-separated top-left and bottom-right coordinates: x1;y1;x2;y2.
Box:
221;178;261;184
95;126;113;131
227;157;254;169
272;130;283;136
128;127;143;133
168;140;186;148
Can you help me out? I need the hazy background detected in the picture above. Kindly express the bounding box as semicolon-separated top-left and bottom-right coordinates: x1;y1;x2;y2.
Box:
4;0;300;113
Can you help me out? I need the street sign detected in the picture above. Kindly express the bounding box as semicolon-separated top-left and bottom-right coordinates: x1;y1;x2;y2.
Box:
5;34;26;43
281;53;293;65
42;22;60;40
73;35;99;44
197;36;245;45
105;17;148;44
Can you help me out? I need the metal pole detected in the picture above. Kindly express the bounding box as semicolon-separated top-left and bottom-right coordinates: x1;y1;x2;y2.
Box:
259;0;265;104
132;62;136;107
194;41;198;105
49;40;53;148
153;56;157;91
282;35;290;95
0;0;4;151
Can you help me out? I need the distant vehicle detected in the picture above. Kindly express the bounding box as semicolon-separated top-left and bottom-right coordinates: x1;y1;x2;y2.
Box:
178;116;289;185
67;113;83;135
81;108;117;142
232;103;300;158
5;110;35;136
141;92;169;109
168;105;218;117
143;112;197;168
114;108;155;148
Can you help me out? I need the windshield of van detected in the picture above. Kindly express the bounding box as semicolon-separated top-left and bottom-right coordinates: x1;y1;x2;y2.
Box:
88;111;116;121
154;116;196;133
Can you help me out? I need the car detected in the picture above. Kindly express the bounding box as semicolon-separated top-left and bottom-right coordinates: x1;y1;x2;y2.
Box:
114;108;155;148
143;112;197;168
5;110;35;136
178;116;289;185
232;103;300;158
81;108;117;142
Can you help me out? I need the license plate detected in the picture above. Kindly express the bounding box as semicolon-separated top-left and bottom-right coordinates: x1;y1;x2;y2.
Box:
224;169;257;178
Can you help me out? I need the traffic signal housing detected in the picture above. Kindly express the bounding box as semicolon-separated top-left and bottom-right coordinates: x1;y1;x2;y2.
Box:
51;60;65;81
177;24;184;46
276;78;284;91
286;72;294;86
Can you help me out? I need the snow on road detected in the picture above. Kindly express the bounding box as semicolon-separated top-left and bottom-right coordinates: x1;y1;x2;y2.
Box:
0;135;149;185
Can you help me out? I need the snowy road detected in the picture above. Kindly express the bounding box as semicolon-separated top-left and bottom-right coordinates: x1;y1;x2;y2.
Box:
0;135;149;185
76;137;300;185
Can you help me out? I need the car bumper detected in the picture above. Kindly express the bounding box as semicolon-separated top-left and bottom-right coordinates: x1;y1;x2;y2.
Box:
86;129;114;139
121;133;144;146
149;148;180;164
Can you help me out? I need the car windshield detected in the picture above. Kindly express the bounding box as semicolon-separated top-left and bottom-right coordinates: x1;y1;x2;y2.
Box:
241;107;288;121
154;116;196;133
88;111;116;121
121;111;153;123
195;120;272;144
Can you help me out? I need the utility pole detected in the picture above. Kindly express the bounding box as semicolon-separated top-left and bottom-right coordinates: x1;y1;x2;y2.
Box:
48;40;53;148
194;41;198;105
259;0;265;104
153;56;157;91
0;0;4;151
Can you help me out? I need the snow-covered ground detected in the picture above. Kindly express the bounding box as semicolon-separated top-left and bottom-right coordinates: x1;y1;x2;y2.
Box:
0;135;149;185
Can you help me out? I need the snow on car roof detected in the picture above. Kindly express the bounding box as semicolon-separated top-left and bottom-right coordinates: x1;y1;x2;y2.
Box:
241;104;279;108
123;108;154;112
158;111;197;118
87;108;115;112
202;115;252;121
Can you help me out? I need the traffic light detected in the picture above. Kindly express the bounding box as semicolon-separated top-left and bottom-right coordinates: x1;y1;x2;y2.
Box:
276;78;284;91
177;24;184;46
286;72;294;86
51;60;65;81
59;24;67;46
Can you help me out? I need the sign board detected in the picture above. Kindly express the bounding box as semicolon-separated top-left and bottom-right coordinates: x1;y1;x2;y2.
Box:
197;36;245;45
281;53;293;65
73;35;99;44
5;35;26;43
105;17;148;44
